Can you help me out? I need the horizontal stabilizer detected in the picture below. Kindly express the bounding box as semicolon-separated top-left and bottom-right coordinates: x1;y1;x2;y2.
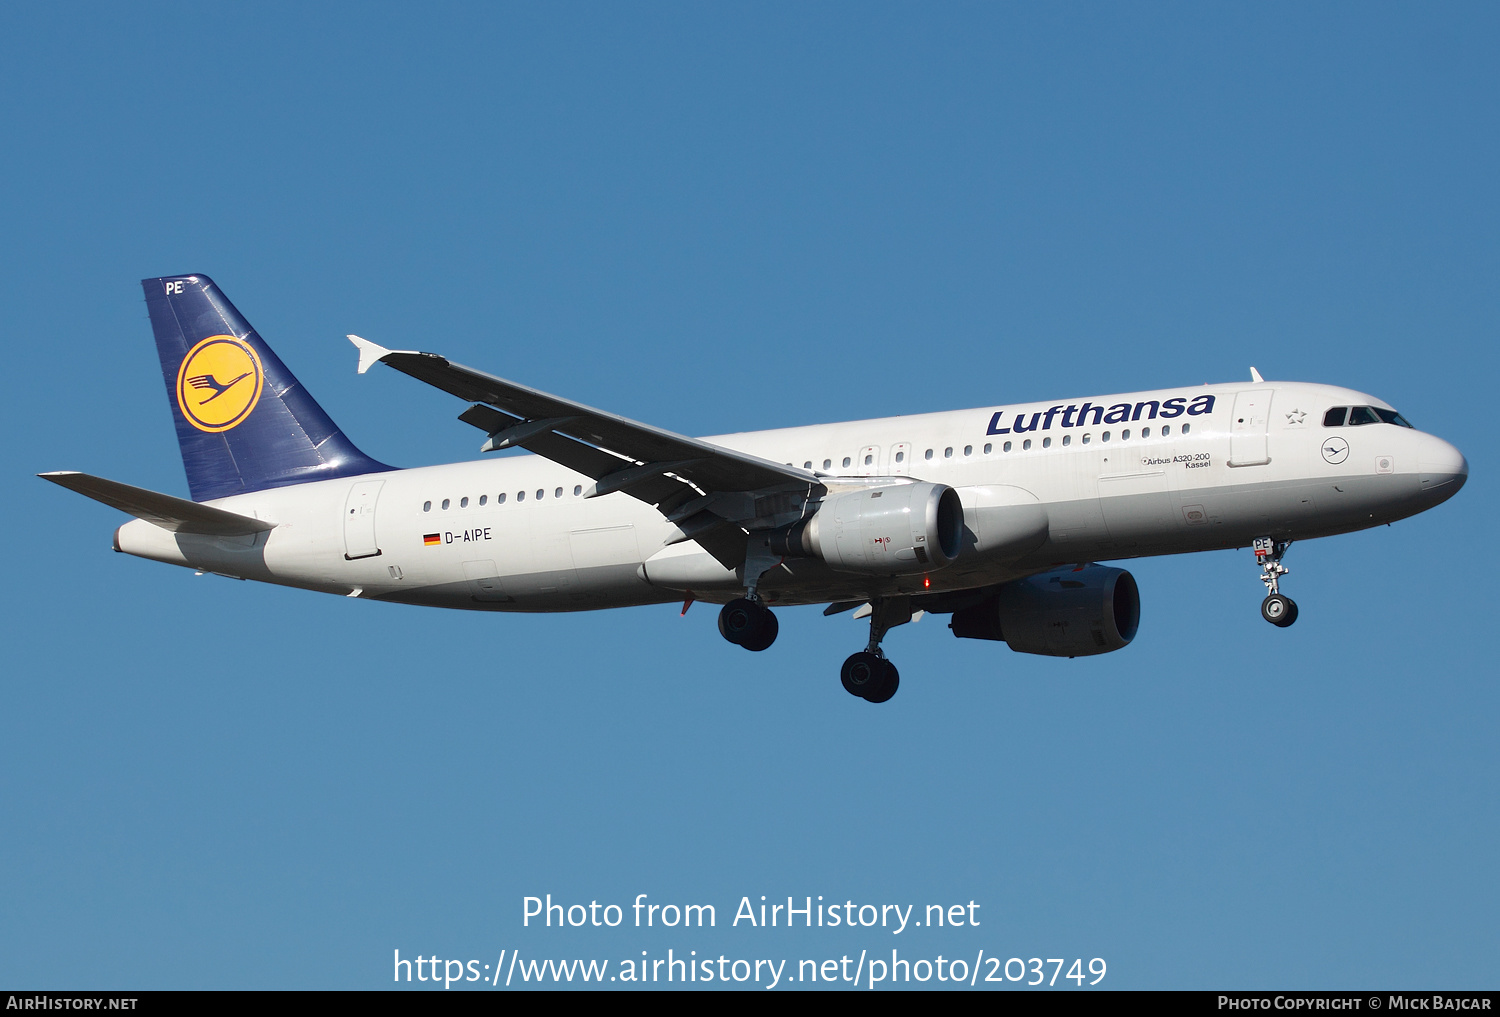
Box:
38;472;275;535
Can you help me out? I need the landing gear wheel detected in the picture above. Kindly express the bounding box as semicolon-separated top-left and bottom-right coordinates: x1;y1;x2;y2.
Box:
840;651;885;699
718;598;778;650
740;609;778;652
1261;593;1298;628
841;652;899;702
864;660;900;703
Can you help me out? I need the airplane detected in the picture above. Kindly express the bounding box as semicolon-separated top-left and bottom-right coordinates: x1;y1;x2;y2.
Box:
41;275;1469;703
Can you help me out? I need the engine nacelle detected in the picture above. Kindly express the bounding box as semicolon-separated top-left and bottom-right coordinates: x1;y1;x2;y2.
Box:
950;565;1140;657
772;482;964;575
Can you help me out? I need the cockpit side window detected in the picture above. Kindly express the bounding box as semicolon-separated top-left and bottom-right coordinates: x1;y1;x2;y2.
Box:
1374;407;1414;428
1347;406;1380;426
1323;407;1348;426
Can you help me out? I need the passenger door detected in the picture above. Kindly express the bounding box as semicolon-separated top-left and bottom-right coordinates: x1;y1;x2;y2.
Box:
1229;389;1272;467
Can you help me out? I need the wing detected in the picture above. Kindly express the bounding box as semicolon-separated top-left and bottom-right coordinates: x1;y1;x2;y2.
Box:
348;336;819;568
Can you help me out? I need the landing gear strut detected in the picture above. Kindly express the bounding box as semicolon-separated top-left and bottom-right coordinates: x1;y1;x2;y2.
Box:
1254;537;1298;628
840;597;910;703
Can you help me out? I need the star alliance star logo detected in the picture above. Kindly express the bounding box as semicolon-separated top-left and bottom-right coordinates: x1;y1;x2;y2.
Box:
1286;409;1306;424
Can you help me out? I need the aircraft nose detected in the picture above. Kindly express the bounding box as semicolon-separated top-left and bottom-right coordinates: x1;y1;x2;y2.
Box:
1418;434;1468;502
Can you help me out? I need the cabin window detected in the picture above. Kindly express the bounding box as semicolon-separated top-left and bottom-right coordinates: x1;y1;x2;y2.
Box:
1082;434;1092;445
479;495;487;506
1141;427;1150;438
1003;441;1012;452
864;454;873;465
963;445;972;456
441;498;450;510
574;485;582;496
1102;432;1111;442
823;459;832;470
895;451;905;463
1161;425;1171;436
460;496;469;508
536;489;545;500
1062;434;1072;446
555;487;564;498
423;501;431;512
983;443;992;454
925;449;934;460
803;461;812;469
1121;429;1130;441
841;456;851;468
1182;423;1191;434
517;491;525;501
1022;439;1032;450
497;493;506;504
1042;437;1051;448
944;447;953;458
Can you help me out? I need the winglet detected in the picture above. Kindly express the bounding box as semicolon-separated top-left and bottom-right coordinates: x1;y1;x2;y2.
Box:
347;334;393;375
1250;366;1265;383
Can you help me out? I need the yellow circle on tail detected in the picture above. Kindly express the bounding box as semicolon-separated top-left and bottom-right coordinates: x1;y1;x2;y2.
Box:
175;335;264;432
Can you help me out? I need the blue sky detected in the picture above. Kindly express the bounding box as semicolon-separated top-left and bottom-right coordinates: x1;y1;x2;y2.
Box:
1;3;1495;989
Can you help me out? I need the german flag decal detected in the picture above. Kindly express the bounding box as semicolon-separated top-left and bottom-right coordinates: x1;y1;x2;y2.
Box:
423;533;441;546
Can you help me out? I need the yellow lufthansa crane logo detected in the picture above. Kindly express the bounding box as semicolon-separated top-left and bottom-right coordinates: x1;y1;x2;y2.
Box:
175;335;264;432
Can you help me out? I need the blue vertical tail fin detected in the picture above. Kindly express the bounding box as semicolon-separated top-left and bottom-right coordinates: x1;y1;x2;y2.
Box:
143;274;390;502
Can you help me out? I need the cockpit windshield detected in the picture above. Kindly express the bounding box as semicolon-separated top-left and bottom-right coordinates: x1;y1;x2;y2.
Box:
1324;405;1413;428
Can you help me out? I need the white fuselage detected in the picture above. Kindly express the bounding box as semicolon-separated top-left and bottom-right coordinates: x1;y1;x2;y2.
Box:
113;380;1468;612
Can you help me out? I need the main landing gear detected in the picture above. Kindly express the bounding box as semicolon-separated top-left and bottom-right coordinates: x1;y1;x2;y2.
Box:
718;535;781;652
1254;537;1298;628
839;597;911;704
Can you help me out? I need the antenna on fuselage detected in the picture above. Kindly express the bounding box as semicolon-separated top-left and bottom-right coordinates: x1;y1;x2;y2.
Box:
1249;366;1265;383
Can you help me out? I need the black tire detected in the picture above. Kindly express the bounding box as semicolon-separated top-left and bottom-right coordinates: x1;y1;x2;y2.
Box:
740;608;779;651
718;598;760;646
1277;598;1299;628
1261;593;1297;627
840;651;885;699
864;660;900;703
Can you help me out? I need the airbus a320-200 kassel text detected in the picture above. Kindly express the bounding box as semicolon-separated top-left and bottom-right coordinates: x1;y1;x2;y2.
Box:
42;276;1468;703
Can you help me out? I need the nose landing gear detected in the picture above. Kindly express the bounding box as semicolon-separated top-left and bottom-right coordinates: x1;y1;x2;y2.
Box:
1254;537;1298;628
